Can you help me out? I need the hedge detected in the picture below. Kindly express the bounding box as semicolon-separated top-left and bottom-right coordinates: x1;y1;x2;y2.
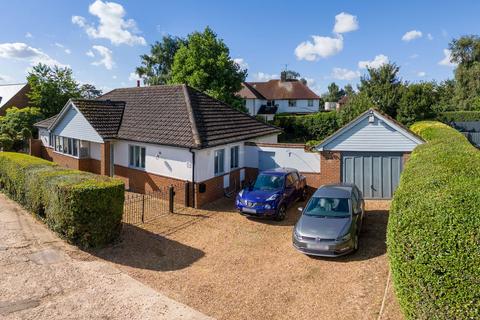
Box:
437;111;480;123
0;152;125;248
273;111;339;144
387;121;480;319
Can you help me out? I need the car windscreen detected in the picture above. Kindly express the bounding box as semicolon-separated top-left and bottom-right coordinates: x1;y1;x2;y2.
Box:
304;197;350;218
253;174;284;191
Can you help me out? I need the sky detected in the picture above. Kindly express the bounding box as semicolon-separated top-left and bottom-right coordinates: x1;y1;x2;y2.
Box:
0;0;478;94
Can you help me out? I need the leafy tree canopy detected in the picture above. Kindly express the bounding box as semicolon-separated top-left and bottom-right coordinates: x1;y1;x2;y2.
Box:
0;107;43;151
136;35;187;85
323;82;345;102
27;63;101;117
397;82;437;126
168;27;247;111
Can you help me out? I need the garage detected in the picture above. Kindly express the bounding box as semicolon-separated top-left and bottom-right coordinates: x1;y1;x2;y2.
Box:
342;152;402;199
315;109;424;199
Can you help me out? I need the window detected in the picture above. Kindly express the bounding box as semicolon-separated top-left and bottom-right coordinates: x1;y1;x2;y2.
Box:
129;145;146;169
288;100;297;107
214;149;225;175
286;174;296;187
52;134;79;157
49;133;54;147
307;99;314;107
230;146;239;169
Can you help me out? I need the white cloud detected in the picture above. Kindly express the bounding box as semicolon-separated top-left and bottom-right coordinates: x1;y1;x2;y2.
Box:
72;0;146;46
427;33;433;40
439;49;457;67
295;35;343;61
89;45;114;70
358;54;389;69
86;50;95;57
112;75;117;79
0;42;65;67
64;49;72;54
128;72;139;81
252;72;278;81
25;32;33;38
54;42;71;54
402;30;422;42
331;67;360;80
333;12;359;34
417;71;426;77
234;58;248;70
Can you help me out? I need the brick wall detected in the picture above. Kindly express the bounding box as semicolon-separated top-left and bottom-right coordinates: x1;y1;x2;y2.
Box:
317;151;342;186
195;168;246;208
100;141;111;176
29;139;42;158
402;152;411;166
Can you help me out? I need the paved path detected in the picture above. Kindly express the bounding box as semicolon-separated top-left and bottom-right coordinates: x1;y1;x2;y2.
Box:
0;193;212;320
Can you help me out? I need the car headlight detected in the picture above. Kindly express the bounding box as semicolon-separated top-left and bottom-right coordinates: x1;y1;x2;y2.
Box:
264;204;271;209
266;193;279;201
293;229;303;240
337;233;351;242
238;189;244;197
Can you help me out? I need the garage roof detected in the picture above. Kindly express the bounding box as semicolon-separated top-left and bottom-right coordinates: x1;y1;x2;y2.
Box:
315;109;424;152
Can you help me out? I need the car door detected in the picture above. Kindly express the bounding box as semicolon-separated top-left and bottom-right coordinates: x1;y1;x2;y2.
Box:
351;188;363;232
284;174;296;205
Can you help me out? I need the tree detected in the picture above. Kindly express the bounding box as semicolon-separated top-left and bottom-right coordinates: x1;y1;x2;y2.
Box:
397;82;437;126
0;107;43;151
434;79;456;112
27;64;101;117
169;27;247;111
357;63;403;117
136;35;186;85
337;91;375;125
323;82;345;102
343;84;355;97
80;84;103;99
281;69;300;81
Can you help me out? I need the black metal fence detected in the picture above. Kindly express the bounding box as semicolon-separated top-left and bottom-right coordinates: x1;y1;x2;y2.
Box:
123;184;185;225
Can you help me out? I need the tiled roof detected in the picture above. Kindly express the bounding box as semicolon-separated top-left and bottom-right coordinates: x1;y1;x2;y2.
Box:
71;99;125;139
237;82;265;99
238;79;320;100
34;115;58;128
97;85;281;149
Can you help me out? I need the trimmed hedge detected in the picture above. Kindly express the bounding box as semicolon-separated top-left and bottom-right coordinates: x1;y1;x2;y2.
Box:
437;111;480;123
273;111;339;144
387;121;480;319
0;152;125;248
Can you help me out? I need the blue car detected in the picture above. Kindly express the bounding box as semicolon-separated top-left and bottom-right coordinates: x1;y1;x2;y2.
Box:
236;168;307;220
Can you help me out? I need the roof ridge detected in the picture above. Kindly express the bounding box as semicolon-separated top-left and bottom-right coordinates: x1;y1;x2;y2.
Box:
182;84;202;148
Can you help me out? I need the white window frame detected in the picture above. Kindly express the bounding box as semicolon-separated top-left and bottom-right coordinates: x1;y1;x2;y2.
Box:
129;144;146;169
288;100;297;107
230;146;239;169
214;149;225;175
51;134;80;158
307;99;314;107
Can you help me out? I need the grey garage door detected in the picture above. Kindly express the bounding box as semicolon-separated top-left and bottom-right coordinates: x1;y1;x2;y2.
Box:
342;152;402;199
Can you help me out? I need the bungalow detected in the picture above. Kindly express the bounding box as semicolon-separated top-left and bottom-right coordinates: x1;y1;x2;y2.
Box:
33;84;281;208
237;74;321;121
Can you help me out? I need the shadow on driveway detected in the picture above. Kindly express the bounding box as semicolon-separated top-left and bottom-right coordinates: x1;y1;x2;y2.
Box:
91;223;205;271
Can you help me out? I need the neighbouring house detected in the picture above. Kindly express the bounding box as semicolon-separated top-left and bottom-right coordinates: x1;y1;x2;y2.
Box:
0;83;30;116
32;84;281;208
237;74;321;121
313;108;424;199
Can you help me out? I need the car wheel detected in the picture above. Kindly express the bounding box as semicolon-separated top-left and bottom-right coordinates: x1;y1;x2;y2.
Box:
299;188;307;201
275;205;287;221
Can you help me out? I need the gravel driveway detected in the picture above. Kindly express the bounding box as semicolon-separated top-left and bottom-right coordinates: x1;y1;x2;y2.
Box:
96;198;403;320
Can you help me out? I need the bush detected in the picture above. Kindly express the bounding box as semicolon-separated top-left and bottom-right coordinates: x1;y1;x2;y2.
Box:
273;112;339;143
0;152;124;248
437;111;480;123
387;121;480;319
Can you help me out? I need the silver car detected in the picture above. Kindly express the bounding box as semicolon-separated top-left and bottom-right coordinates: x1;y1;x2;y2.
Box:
292;183;364;257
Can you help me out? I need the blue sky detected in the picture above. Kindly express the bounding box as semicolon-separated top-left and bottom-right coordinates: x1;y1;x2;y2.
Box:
0;0;478;94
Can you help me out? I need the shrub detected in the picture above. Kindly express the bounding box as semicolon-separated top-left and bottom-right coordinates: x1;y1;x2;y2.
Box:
437;111;480;123
387;121;480;319
273;112;339;143
0;152;124;248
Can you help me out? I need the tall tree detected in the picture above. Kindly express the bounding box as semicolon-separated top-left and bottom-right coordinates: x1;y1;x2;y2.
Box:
169;27;247;111
357;63;403;117
343;84;355;97
397;82;437;126
0;107;42;151
27;64;101;117
323;82;345;102
434;79;456;112
136;35;186;85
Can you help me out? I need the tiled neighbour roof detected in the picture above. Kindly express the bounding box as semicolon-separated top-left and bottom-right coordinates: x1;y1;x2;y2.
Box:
34;115;58;128
98;84;281;149
238;79;320;100
237;82;265;99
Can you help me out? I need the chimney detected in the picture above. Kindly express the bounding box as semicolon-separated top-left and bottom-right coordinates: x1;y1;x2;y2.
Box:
136;80;140;87
280;71;287;82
